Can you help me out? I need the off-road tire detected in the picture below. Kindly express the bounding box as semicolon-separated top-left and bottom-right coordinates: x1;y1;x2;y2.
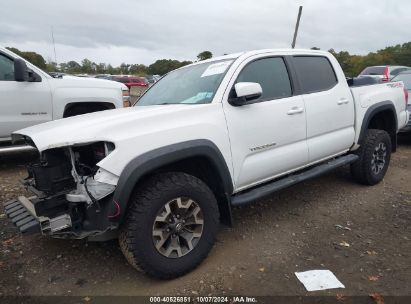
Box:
119;172;220;279
351;129;392;185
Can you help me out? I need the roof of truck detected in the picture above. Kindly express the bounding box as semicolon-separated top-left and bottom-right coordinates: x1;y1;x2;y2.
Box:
190;48;330;67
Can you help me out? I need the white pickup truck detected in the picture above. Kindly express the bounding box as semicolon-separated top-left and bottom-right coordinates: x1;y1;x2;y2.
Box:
0;47;130;152
4;49;409;279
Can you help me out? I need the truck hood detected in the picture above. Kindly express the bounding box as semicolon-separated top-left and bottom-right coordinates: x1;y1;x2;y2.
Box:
50;76;126;90
13;105;211;152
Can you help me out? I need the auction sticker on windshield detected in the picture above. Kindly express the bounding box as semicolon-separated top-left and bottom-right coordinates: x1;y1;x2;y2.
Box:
201;60;233;77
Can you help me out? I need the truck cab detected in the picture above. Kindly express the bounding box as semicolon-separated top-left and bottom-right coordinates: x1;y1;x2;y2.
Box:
0;47;129;148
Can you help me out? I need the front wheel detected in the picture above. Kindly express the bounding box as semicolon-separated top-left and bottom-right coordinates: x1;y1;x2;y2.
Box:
119;172;220;279
351;129;392;185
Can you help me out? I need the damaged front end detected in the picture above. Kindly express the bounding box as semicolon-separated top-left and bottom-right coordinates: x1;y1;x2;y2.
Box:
4;141;119;240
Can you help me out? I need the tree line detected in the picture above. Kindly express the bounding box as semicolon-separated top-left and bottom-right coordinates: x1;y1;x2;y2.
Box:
6;48;213;76
6;43;411;77
315;42;411;77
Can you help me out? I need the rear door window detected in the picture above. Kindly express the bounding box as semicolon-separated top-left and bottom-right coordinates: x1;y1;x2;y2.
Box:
293;56;338;94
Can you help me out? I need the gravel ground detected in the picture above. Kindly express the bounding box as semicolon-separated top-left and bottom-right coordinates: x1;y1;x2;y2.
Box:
0;136;410;300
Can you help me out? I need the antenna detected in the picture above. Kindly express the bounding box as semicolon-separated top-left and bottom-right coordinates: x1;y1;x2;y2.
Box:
291;6;303;49
51;26;57;63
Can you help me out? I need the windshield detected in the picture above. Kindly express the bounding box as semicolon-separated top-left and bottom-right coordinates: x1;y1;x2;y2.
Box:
359;66;385;76
136;60;233;106
392;73;411;89
114;77;129;83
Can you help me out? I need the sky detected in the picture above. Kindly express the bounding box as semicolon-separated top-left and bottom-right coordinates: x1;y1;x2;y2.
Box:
0;0;410;66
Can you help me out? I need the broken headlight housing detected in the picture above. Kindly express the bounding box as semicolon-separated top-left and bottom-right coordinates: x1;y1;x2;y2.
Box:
23;141;117;238
71;141;115;176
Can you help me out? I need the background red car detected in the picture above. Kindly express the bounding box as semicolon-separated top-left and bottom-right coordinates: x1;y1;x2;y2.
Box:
112;76;149;89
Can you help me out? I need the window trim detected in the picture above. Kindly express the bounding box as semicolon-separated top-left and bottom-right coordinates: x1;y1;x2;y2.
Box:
291;55;339;94
230;55;295;104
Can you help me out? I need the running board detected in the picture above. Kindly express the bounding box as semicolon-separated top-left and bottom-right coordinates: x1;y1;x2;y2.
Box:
231;154;359;207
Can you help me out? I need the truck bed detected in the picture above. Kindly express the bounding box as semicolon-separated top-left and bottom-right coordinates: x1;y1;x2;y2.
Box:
349;80;408;147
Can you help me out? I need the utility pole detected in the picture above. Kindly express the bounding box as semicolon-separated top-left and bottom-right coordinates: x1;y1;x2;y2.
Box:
291;6;303;49
51;26;57;64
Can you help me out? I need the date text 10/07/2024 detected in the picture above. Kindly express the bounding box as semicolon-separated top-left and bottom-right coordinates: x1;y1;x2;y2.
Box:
149;296;258;303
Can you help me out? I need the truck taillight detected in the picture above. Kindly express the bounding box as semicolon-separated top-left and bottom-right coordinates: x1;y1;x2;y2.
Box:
404;88;409;106
382;66;389;82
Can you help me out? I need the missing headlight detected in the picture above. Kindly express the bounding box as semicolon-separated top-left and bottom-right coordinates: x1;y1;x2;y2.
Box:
72;142;115;176
65;142;117;208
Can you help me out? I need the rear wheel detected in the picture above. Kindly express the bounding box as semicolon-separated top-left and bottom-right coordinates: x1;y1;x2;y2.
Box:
119;172;220;279
351;129;392;185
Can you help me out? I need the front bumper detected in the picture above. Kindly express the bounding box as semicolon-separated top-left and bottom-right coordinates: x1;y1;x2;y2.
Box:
4;196;72;235
4;197;41;234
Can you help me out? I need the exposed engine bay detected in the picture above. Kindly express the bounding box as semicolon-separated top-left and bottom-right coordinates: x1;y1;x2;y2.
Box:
20;141;119;239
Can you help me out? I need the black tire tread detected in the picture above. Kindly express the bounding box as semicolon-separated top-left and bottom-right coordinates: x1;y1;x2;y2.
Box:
119;172;219;279
351;129;391;185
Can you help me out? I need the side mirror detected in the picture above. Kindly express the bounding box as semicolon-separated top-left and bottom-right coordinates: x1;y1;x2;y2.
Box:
229;82;263;106
14;59;29;82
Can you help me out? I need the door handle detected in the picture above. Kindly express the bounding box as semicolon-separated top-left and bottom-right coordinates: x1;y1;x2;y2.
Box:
287;107;304;115
337;98;349;105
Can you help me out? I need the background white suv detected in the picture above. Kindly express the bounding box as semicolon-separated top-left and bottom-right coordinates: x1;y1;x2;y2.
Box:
358;65;411;82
